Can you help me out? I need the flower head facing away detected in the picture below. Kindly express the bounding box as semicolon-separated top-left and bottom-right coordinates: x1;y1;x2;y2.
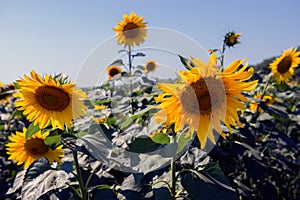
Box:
6;128;64;169
14;70;87;130
113;12;148;48
269;47;300;84
154;53;258;149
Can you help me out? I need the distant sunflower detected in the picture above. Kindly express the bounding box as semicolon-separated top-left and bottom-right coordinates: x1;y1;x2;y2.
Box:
0;82;15;104
154;53;257;149
106;65;122;80
144;60;158;73
6;127;64;169
249;94;278;112
269;47;300;83
224;31;241;48
14;70;87;130
113;12;148;47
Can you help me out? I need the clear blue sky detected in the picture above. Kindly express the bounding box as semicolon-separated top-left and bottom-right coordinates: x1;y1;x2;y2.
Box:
0;0;299;87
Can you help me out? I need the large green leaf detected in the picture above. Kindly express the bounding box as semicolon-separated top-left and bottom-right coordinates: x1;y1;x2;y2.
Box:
22;158;69;200
181;163;238;200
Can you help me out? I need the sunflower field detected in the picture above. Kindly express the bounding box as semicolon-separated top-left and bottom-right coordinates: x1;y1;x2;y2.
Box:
1;12;299;200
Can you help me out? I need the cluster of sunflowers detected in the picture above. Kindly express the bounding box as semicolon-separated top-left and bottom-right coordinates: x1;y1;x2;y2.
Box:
1;11;300;200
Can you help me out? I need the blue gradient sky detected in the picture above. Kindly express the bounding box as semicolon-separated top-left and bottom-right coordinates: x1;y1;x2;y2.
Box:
0;0;299;86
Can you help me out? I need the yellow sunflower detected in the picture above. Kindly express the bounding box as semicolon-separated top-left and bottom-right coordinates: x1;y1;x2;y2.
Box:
269;47;300;83
14;70;87;130
154;53;258;149
6;127;64;169
106;65;122;80
113;12;148;47
0;83;15;104
249;94;278;112
144;60;158;73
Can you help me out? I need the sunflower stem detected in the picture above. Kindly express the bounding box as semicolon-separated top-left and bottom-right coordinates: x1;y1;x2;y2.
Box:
72;150;88;200
220;41;226;71
170;132;177;200
253;74;271;122
128;45;134;114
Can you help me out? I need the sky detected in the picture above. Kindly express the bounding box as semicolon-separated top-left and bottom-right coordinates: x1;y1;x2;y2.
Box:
0;0;299;87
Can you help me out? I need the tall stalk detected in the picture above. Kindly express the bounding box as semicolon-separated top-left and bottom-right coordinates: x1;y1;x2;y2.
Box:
128;45;134;114
72;150;88;200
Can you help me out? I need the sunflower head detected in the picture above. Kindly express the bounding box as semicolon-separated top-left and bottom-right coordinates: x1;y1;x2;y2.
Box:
269;47;300;84
6;127;64;169
106;65;122;80
224;31;241;48
14;70;87;130
144;60;158;73
113;12;148;48
154;53;258;149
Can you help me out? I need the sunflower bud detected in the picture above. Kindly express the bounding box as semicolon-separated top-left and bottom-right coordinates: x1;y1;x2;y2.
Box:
224;31;241;48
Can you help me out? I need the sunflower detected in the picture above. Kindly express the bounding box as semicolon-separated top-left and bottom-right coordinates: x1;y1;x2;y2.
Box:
154;53;257;149
106;65;122;80
144;60;158;73
249;94;278;112
269;47;300;83
14;70;87;130
224;31;241;48
0;82;16;105
6;127;64;169
113;12;148;47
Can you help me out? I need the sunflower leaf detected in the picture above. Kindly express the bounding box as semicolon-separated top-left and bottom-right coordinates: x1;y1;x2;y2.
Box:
176;128;193;154
22;158;69;200
151;133;170;144
178;55;195;70
26;123;41;139
44;135;61;149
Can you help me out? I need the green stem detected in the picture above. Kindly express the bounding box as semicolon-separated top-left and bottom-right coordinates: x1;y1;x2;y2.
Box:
72;150;88;200
128;45;134;114
170;133;177;200
253;74;272;121
219;41;226;71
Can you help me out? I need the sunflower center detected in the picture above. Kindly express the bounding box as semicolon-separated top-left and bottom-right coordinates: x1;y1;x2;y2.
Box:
146;63;156;71
109;68;120;77
123;22;139;38
25;138;49;156
180;77;224;116
35;86;70;111
277;56;292;74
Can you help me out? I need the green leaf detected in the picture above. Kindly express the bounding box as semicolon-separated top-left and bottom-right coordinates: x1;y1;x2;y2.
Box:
26;123;40;139
179;55;195;70
22;158;69;200
176;128;193;154
181;165;238;200
128;136;161;153
44;135;61;149
151;133;170;144
120;107;150;130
